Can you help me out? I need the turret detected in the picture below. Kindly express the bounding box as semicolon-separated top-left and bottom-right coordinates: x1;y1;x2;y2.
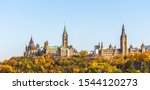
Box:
109;44;113;50
29;36;34;44
43;41;49;54
141;43;145;53
101;42;103;50
25;45;28;51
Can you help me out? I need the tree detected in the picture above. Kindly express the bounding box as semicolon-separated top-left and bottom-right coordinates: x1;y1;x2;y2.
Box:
79;50;88;57
0;65;13;73
141;62;149;73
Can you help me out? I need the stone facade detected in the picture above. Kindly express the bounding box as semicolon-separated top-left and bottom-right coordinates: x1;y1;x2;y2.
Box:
94;24;147;59
24;25;77;57
120;24;128;55
24;37;40;56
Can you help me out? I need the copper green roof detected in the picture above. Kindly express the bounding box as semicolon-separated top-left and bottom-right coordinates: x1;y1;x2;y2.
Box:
48;46;59;50
63;25;67;34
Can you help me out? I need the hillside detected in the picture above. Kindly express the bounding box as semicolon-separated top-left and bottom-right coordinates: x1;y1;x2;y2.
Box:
0;51;150;73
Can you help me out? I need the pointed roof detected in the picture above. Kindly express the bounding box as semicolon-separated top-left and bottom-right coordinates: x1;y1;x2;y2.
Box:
141;43;145;47
28;36;36;50
109;44;113;49
122;24;125;35
130;45;133;49
29;36;34;44
122;24;126;35
101;42;103;49
98;42;100;47
63;25;67;34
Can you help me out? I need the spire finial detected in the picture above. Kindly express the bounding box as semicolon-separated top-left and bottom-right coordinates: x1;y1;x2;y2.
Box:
29;35;34;44
141;43;144;47
63;25;67;34
99;42;100;47
122;24;125;35
101;42;103;49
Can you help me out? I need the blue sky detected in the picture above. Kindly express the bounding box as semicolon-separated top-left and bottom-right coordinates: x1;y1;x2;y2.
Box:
0;0;150;60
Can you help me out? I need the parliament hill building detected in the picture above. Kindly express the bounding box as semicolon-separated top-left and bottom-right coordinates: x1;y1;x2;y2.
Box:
24;25;77;57
94;24;150;59
24;24;150;58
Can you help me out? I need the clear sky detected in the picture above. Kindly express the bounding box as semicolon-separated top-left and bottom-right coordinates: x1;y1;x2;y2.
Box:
0;0;150;61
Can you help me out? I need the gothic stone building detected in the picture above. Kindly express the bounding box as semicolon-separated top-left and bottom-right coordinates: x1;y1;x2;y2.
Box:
94;24;147;59
24;25;77;57
24;37;41;56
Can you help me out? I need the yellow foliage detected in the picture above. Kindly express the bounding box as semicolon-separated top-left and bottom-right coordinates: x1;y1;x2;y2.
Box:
34;59;39;65
92;62;98;68
73;68;80;73
1;51;150;73
0;65;13;73
79;50;88;57
40;55;46;64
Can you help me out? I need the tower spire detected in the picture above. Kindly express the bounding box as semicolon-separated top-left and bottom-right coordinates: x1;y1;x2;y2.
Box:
122;24;125;35
29;36;34;44
101;42;103;49
62;25;68;48
120;24;128;55
63;25;67;35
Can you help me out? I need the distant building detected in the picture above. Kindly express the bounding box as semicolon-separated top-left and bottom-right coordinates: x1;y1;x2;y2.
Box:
24;37;40;56
144;45;150;51
94;24;147;59
24;25;77;57
24;24;149;58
